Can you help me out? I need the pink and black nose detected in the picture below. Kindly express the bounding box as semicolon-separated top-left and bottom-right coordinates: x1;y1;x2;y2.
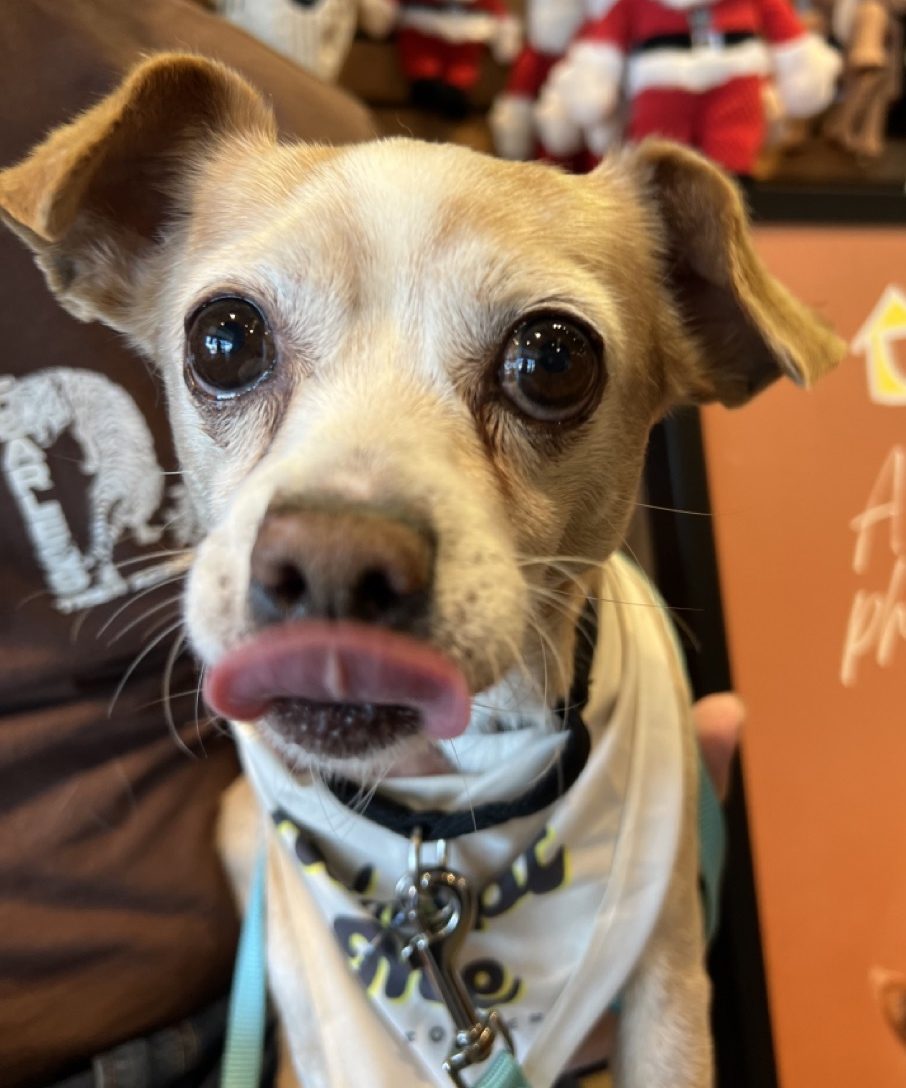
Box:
247;499;435;633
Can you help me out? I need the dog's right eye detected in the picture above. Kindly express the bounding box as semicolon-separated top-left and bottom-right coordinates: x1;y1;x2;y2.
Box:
185;297;275;398
498;314;604;424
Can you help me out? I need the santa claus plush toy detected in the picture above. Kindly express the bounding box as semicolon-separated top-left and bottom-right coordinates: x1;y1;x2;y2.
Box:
489;0;590;161
536;0;842;174
367;0;522;117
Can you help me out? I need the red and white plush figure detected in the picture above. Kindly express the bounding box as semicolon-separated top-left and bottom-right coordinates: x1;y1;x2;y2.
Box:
368;0;521;116
489;0;588;160
537;0;842;173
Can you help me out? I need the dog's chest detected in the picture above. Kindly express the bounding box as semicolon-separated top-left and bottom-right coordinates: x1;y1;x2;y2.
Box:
228;556;690;1088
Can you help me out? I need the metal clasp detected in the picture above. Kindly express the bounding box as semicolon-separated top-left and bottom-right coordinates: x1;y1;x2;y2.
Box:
393;831;515;1087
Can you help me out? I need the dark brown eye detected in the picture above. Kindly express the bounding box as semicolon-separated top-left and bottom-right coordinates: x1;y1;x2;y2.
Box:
185;296;275;397
498;315;604;423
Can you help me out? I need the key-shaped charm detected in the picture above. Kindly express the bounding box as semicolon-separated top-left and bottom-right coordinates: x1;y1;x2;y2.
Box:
394;837;516;1087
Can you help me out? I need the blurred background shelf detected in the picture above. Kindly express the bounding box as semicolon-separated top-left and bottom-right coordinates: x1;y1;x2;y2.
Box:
340;38;906;219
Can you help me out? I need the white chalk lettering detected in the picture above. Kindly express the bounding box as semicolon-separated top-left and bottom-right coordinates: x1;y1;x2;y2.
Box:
849;447;904;575
841;446;906;686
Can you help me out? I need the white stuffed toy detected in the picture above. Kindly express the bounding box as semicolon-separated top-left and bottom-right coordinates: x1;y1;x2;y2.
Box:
216;0;362;81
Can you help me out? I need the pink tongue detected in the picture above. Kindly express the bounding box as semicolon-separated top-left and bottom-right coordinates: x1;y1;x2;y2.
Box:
203;621;472;740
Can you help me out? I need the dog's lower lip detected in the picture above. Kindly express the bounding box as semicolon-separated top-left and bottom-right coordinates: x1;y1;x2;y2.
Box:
265;698;422;758
202;620;472;740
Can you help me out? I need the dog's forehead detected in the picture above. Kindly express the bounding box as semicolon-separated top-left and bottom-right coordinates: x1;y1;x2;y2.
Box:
198;139;617;269
185;138;644;329
326;139;581;239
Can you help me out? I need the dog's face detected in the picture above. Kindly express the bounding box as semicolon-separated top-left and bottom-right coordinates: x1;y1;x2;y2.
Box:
0;55;843;779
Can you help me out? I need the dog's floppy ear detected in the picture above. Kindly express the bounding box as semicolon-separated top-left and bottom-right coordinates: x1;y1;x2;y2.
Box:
0;53;275;330
624;140;845;407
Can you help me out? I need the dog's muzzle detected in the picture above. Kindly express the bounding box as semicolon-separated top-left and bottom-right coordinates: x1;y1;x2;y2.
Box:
202;498;472;757
203;619;471;745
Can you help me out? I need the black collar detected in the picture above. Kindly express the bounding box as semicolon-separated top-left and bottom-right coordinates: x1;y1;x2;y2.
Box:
325;602;597;841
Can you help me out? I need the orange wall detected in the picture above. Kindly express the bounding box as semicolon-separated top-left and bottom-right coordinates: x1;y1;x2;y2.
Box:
701;228;906;1088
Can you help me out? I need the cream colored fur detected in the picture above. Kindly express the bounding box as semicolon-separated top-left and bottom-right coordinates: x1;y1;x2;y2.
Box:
0;53;845;1087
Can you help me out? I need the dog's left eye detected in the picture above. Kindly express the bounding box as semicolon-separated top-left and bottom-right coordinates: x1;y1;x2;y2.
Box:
185;296;275;397
498;315;604;423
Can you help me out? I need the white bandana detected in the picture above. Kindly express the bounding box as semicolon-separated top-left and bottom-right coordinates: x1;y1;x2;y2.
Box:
234;554;690;1088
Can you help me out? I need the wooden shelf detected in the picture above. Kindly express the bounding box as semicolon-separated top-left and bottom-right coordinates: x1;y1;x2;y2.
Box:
749;136;906;223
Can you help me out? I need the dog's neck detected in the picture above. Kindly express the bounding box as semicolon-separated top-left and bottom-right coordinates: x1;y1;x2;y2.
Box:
356;646;570;781
318;591;599;836
378;575;594;782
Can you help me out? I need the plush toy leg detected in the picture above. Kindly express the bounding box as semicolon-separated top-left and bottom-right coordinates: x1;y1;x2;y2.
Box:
857;71;893;158
629;88;697;146
397;32;479;117
398;29;447;84
443;41;484;92
826;69;889;157
630;79;764;175
697;76;765;176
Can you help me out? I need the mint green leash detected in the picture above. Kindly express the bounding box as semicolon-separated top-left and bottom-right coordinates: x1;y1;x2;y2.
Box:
474;1052;532;1088
221;849;268;1088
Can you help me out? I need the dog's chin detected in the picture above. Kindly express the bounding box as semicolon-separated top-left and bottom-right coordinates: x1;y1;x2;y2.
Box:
254;702;447;781
264;697;420;761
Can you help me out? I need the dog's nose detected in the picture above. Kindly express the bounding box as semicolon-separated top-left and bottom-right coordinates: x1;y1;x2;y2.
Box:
248;502;435;631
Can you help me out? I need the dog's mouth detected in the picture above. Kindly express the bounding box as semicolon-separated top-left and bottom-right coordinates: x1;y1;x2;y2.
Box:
202;620;472;760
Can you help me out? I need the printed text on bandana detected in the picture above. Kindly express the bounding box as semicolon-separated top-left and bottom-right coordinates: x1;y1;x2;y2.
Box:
275;812;570;1055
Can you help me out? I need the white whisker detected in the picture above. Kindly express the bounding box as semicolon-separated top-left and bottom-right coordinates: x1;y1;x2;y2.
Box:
527;616;569;700
195;664;211;749
107;618;185;718
162;631;197;759
97;578;185;639
105;593;183;646
108;548;193;573
634;500;711;517
447;738;477;835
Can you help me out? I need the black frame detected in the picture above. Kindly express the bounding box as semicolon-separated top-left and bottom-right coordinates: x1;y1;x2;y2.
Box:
644;410;778;1088
743;179;906;225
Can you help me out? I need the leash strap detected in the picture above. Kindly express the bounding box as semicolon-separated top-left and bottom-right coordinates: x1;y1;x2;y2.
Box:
221;848;268;1088
472;1052;532;1088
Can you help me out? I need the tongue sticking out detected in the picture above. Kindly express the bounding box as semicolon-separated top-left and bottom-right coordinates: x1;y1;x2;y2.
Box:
203;621;472;741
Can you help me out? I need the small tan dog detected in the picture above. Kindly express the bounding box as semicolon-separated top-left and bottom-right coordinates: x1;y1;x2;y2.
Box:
0;54;843;1088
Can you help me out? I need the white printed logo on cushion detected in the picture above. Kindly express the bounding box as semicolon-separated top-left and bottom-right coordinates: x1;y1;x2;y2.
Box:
0;367;194;613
